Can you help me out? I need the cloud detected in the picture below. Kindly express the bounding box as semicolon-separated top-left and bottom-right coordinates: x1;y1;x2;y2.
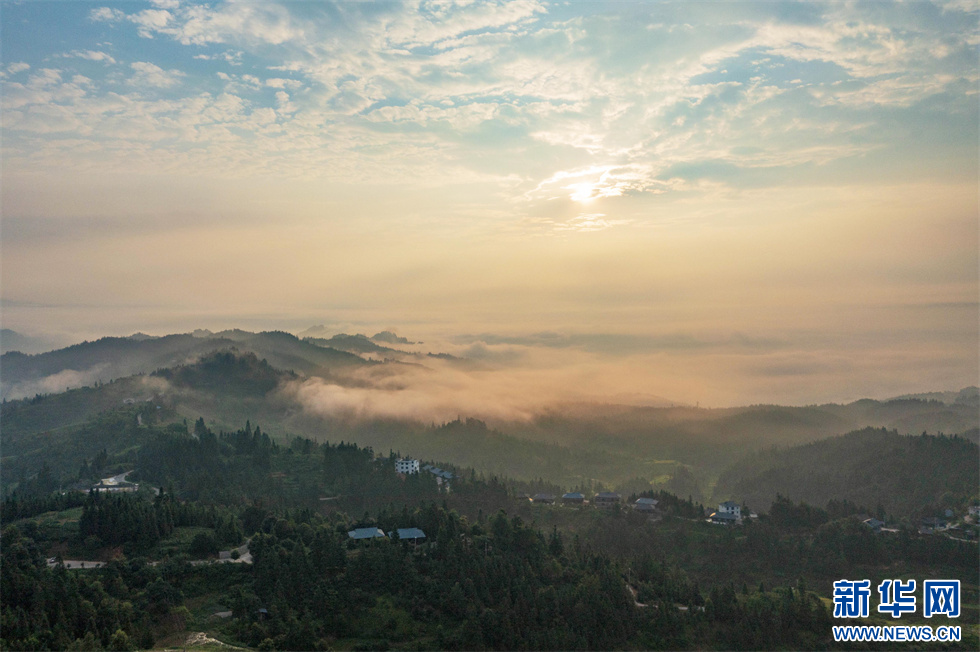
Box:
4;0;977;230
2;365;110;400
127;1;306;46
264;77;302;90
131;9;174;37
282;319;980;422
283;352;601;423
90;7;125;23
194;50;244;65
7;62;30;74
382;0;546;50
61;50;117;64
129;61;185;88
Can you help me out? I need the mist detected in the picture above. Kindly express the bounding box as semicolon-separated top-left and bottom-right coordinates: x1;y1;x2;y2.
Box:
280;324;978;425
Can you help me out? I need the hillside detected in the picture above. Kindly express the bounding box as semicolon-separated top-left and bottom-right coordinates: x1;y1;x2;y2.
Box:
5;344;977;497
713;427;980;516
502;396;978;477
0;330;367;401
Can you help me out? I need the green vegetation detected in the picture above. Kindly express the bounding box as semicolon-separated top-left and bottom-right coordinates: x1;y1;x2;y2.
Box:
2;405;977;650
714;427;980;518
2;348;978;649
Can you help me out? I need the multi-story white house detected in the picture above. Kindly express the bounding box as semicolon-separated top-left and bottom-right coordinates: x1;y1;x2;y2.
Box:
718;500;741;518
395;458;420;475
710;500;742;525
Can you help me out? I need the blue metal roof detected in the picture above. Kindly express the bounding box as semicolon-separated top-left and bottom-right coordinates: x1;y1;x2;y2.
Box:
390;527;426;540
347;527;385;539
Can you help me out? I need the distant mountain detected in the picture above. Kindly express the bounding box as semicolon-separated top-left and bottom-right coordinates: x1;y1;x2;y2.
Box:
887;386;979;406
0;330;369;400
0;329;67;355
371;330;416;345
296;324;332;338
305;333;400;356
818;396;980;436
713;427;980;515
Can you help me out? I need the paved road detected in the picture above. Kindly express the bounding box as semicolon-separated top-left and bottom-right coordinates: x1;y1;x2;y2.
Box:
191;539;253;566
48;559;105;569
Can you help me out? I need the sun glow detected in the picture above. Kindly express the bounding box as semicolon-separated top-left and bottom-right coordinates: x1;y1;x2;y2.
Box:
566;181;625;203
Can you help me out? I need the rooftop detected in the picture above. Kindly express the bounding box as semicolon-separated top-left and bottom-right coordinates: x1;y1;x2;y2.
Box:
390;528;426;540
347;527;386;540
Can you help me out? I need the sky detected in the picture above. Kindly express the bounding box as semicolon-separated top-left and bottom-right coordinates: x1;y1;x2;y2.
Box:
1;0;978;407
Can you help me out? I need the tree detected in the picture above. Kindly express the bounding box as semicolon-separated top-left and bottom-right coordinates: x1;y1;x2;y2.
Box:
189;532;219;558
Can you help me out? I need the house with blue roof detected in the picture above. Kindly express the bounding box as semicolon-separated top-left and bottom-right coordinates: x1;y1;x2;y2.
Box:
347;527;386;540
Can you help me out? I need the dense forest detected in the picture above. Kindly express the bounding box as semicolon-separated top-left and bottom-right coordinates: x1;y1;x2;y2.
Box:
2;410;978;650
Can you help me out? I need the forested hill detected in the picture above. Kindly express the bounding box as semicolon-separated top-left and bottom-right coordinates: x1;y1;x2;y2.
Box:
713;427;979;516
0;330;366;400
303;333;403;356
152;351;293;397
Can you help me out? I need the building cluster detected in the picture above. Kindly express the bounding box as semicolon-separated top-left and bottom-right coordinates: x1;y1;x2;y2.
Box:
91;472;139;494
394;458;455;486
524;491;661;514
347;527;427;543
858;506;980;540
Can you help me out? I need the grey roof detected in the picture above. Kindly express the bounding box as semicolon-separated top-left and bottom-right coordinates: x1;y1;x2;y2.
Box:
562;492;585;499
635;497;659;505
532;493;556;501
425;466;454;479
595;492;621;499
720;500;739;509
348;527;386;540
389;528;426;540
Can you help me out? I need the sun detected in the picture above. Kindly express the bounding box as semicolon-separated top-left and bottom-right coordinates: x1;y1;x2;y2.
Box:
567;182;599;203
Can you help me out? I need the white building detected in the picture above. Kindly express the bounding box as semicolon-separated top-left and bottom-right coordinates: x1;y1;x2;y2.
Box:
718;500;741;518
395;458;420;475
710;501;742;525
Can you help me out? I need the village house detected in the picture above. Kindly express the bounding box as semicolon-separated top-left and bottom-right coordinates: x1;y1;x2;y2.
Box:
919;516;948;534
92;472;139;493
633;497;659;513
347;527;386;540
92;481;139;493
388;528;426;545
561;492;585;505
594;492;622;508
395;458;420;474
532;493;556;504
862;517;885;532
709;501;742;525
421;464;454;485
